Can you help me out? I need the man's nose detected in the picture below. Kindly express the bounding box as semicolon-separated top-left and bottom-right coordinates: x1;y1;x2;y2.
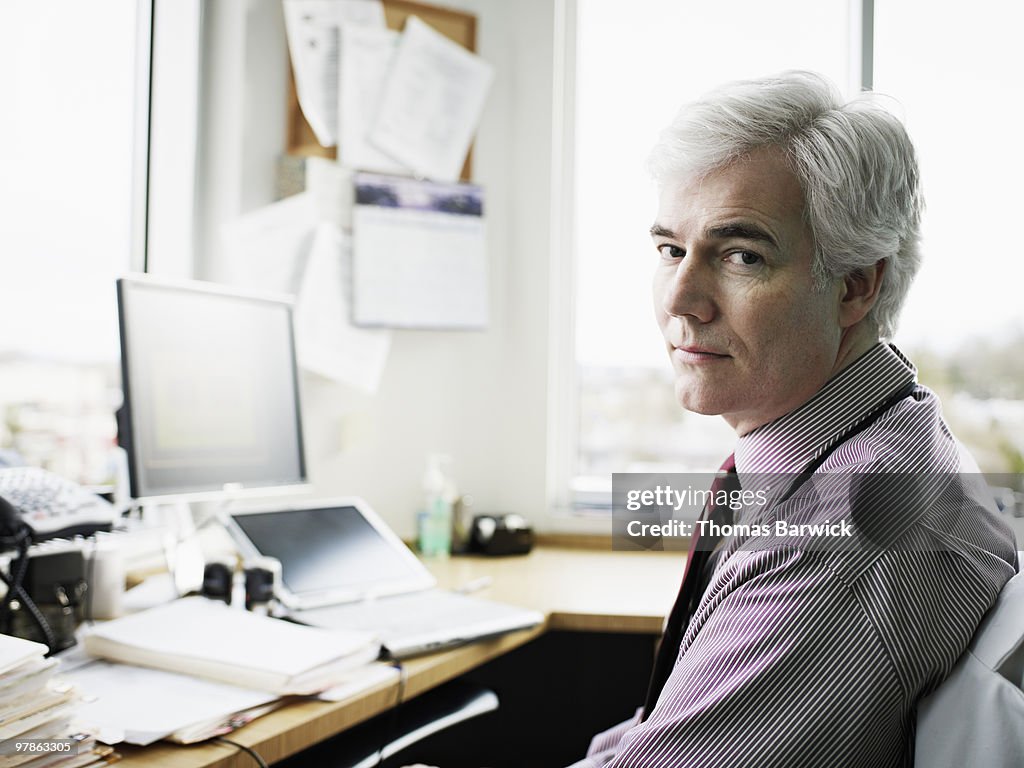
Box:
661;255;715;323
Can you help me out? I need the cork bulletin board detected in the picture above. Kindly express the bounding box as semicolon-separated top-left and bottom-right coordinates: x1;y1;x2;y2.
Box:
285;0;478;180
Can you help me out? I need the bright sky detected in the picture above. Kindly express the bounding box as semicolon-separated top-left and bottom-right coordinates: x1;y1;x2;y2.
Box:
874;0;1024;353
0;2;137;363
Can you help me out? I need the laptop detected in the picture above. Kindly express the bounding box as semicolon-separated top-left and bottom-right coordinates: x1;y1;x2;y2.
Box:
222;497;543;658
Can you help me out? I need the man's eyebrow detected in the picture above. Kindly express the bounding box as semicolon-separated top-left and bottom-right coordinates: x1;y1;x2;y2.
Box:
707;223;778;248
649;222;780;248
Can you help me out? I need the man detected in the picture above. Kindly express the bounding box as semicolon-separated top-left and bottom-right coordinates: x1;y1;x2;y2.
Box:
575;72;1017;767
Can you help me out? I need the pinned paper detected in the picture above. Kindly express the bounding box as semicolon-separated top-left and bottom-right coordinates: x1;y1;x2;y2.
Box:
217;192;318;295
369;16;494;181
283;0;387;147
352;173;487;329
305;156;356;231
295;223;391;392
338;24;409;175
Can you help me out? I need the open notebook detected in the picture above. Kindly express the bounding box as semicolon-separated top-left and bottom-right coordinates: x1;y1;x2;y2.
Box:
224;498;543;658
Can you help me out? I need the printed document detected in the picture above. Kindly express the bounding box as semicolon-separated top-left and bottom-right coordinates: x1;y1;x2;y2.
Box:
295;223;391;392
217;192;318;296
338;24;409;175
65;658;278;746
369;16;494;181
283;0;387;147
305;156;356;231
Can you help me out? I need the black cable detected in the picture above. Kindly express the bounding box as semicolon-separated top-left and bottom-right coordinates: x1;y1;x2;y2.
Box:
0;540;58;654
15;581;57;655
212;737;268;768
0;558;21;629
0;561;17;632
390;658;408;706
0;527;31;621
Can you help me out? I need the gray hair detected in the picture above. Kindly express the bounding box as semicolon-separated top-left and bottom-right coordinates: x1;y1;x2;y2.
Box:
648;71;922;340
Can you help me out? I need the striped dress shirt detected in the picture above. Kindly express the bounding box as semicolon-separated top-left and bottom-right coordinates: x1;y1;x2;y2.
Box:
575;343;1018;768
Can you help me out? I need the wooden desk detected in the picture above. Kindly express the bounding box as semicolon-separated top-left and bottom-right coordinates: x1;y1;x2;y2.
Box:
115;547;685;768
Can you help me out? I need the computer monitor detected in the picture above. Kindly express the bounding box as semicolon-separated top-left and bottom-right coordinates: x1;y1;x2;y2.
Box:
116;276;308;502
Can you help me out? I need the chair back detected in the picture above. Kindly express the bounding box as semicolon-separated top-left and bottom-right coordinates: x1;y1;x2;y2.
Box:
915;557;1024;767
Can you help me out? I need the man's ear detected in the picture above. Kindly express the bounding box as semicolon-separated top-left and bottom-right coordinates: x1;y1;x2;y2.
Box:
839;259;886;329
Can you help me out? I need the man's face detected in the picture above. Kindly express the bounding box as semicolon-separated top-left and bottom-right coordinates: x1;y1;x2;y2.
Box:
651;147;846;435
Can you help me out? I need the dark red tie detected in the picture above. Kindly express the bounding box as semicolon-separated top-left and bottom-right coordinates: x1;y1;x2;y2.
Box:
641;454;738;721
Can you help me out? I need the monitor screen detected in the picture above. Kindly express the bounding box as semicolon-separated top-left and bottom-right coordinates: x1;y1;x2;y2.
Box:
230;505;425;596
116;277;307;500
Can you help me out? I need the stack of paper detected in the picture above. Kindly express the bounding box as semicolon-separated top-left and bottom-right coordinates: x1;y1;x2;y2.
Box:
60;654;399;746
82;597;379;696
60;652;281;746
0;633;115;768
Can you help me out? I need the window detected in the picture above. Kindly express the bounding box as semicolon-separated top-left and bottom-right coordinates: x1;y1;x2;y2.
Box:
568;0;852;508
0;1;150;482
0;1;147;364
876;0;1024;473
564;0;1024;515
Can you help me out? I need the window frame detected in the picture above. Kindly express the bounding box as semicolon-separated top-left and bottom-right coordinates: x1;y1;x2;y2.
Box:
144;0;203;278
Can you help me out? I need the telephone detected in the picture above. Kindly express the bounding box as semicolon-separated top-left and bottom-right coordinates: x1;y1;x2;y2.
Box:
0;466;117;542
0;466;115;655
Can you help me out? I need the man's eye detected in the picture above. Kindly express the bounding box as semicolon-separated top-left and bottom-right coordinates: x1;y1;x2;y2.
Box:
657;244;685;259
726;251;762;266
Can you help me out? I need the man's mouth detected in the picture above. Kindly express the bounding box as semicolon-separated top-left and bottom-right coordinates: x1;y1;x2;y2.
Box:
673;345;730;363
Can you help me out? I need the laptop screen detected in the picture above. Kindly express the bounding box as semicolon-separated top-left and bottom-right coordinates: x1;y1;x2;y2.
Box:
231;505;425;596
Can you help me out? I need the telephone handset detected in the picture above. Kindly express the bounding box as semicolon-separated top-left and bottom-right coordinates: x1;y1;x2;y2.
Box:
0;495;31;551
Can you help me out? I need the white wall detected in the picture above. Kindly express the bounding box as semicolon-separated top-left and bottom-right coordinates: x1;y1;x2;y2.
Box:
193;0;564;538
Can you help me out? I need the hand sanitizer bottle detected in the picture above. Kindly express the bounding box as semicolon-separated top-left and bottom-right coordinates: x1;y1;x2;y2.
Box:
418;454;455;558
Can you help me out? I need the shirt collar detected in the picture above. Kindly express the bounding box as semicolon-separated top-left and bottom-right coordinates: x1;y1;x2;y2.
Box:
734;343;917;479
